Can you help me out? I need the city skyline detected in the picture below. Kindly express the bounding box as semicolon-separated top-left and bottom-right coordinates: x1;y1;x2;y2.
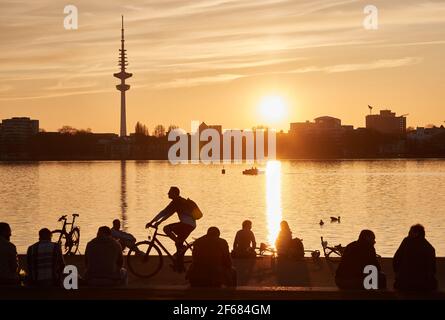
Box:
0;0;444;133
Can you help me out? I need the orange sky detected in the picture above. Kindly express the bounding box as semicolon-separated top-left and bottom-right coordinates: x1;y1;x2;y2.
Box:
0;0;444;133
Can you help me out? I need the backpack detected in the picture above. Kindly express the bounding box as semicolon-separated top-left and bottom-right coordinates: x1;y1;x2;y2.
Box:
291;238;305;260
185;198;203;220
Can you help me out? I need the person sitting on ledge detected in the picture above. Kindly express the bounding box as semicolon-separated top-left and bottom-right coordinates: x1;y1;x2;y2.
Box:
275;221;304;260
0;222;19;285
187;227;237;288
393;224;437;291
275;221;293;257
26;228;65;287
231;220;257;259
111;219;137;251
84;226;127;286
335;229;386;290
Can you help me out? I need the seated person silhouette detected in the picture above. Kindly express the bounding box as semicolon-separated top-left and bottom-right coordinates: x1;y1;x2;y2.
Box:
26;228;65;287
275;221;304;259
335;230;386;290
393;224;437;291
111;219;137;251
0;222;19;285
275;221;292;257
84;226;127;286
187;227;237;288
232;220;256;258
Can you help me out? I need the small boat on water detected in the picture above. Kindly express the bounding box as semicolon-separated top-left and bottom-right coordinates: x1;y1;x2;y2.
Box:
242;167;263;175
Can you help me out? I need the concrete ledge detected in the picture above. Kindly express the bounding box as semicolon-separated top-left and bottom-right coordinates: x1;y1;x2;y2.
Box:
5;255;444;300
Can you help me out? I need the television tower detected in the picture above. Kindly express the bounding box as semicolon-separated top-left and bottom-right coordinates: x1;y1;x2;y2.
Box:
114;15;132;137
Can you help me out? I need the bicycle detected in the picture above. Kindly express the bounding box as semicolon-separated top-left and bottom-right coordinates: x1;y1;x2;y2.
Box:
257;242;321;263
127;223;194;278
320;236;382;262
320;236;345;262
52;214;80;256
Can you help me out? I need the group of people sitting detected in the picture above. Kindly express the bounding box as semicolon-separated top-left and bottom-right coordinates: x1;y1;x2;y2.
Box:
0;221;130;287
231;220;304;260
229;220;438;291
0;217;439;291
335;224;437;291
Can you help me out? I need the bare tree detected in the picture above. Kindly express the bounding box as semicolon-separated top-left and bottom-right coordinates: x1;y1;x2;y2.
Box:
58;126;91;135
135;122;149;136
167;124;179;133
58;125;78;135
153;124;166;137
77;128;92;134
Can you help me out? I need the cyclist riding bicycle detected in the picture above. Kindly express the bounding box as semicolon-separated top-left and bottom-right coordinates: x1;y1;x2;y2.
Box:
145;186;198;271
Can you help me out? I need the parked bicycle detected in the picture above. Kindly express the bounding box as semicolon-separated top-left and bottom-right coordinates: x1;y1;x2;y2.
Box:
320;236;381;262
257;242;321;263
52;214;80;256
127;223;194;278
320;236;345;262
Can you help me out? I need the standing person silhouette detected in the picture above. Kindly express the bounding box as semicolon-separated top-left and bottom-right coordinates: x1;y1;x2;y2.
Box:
146;186;197;272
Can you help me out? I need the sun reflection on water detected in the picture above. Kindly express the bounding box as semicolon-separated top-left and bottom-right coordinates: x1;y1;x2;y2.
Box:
266;160;282;246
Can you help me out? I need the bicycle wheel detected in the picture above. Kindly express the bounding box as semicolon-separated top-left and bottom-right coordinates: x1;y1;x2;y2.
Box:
51;230;70;255
69;228;80;255
127;241;163;278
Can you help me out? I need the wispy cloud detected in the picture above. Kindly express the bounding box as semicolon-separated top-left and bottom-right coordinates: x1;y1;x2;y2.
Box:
0;0;443;99
154;57;423;89
323;57;423;73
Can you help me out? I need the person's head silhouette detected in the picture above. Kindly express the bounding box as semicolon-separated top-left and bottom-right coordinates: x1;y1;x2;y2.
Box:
242;220;252;231
207;226;220;238
280;220;290;232
0;222;11;241
97;226;112;238
112;219;121;230
409;224;425;239
168;186;180;200
358;229;376;246
39;228;52;241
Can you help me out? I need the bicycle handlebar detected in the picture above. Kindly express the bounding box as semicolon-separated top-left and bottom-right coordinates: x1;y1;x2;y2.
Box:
145;222;159;229
58;214;79;222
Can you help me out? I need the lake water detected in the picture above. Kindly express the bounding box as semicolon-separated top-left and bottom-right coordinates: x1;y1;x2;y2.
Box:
1;160;445;256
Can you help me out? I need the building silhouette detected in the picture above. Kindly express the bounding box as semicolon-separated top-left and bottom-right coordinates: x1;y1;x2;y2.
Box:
0;117;39;141
0;117;39;159
113;16;132;138
290;116;353;138
366;109;406;135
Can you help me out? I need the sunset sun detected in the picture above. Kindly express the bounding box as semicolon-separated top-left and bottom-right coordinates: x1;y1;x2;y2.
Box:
259;95;287;124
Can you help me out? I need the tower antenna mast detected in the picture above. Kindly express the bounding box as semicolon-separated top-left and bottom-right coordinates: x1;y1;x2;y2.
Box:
113;15;132;137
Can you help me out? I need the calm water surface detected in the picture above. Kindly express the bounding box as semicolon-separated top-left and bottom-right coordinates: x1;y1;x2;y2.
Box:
1;160;445;256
